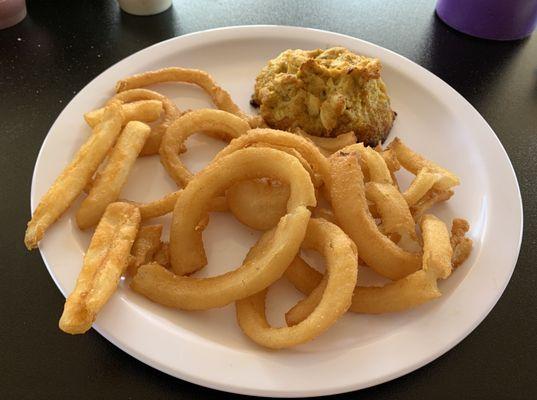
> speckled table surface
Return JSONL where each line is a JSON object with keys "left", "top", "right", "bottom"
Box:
{"left": 2, "top": 1, "right": 536, "bottom": 399}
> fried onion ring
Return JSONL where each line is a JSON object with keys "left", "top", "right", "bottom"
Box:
{"left": 365, "top": 182, "right": 416, "bottom": 240}
{"left": 214, "top": 129, "right": 330, "bottom": 231}
{"left": 215, "top": 129, "right": 330, "bottom": 186}
{"left": 159, "top": 109, "right": 250, "bottom": 187}
{"left": 127, "top": 225, "right": 163, "bottom": 276}
{"left": 339, "top": 143, "right": 393, "bottom": 184}
{"left": 388, "top": 137, "right": 460, "bottom": 191}
{"left": 131, "top": 203, "right": 310, "bottom": 310}
{"left": 115, "top": 67, "right": 249, "bottom": 120}
{"left": 169, "top": 147, "right": 316, "bottom": 275}
{"left": 236, "top": 218, "right": 358, "bottom": 349}
{"left": 329, "top": 152, "right": 421, "bottom": 280}
{"left": 285, "top": 214, "right": 453, "bottom": 319}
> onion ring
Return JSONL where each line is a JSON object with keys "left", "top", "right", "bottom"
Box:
{"left": 236, "top": 218, "right": 358, "bottom": 349}
{"left": 215, "top": 128, "right": 330, "bottom": 186}
{"left": 329, "top": 151, "right": 421, "bottom": 280}
{"left": 339, "top": 143, "right": 393, "bottom": 184}
{"left": 365, "top": 182, "right": 416, "bottom": 240}
{"left": 169, "top": 147, "right": 316, "bottom": 275}
{"left": 159, "top": 109, "right": 250, "bottom": 187}
{"left": 388, "top": 137, "right": 460, "bottom": 191}
{"left": 131, "top": 206, "right": 311, "bottom": 310}
{"left": 285, "top": 214, "right": 453, "bottom": 319}
{"left": 115, "top": 67, "right": 250, "bottom": 120}
{"left": 127, "top": 225, "right": 163, "bottom": 276}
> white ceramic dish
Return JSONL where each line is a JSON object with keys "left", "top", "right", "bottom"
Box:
{"left": 31, "top": 26, "right": 522, "bottom": 397}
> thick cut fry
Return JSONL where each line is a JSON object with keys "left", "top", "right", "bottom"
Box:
{"left": 127, "top": 225, "right": 162, "bottom": 276}
{"left": 25, "top": 102, "right": 124, "bottom": 249}
{"left": 131, "top": 206, "right": 311, "bottom": 310}
{"left": 403, "top": 168, "right": 442, "bottom": 206}
{"left": 236, "top": 218, "right": 358, "bottom": 349}
{"left": 169, "top": 147, "right": 316, "bottom": 275}
{"left": 285, "top": 214, "right": 454, "bottom": 318}
{"left": 159, "top": 109, "right": 250, "bottom": 187}
{"left": 84, "top": 100, "right": 163, "bottom": 128}
{"left": 59, "top": 203, "right": 140, "bottom": 334}
{"left": 295, "top": 128, "right": 357, "bottom": 155}
{"left": 365, "top": 182, "right": 416, "bottom": 240}
{"left": 227, "top": 179, "right": 289, "bottom": 231}
{"left": 329, "top": 152, "right": 421, "bottom": 280}
{"left": 109, "top": 88, "right": 181, "bottom": 156}
{"left": 388, "top": 137, "right": 460, "bottom": 191}
{"left": 116, "top": 67, "right": 249, "bottom": 119}
{"left": 76, "top": 121, "right": 150, "bottom": 229}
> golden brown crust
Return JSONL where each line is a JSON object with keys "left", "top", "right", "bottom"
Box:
{"left": 253, "top": 47, "right": 395, "bottom": 145}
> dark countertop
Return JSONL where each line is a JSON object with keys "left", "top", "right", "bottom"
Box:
{"left": 2, "top": 1, "right": 536, "bottom": 399}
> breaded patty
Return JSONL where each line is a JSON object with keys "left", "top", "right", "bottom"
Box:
{"left": 252, "top": 47, "right": 395, "bottom": 145}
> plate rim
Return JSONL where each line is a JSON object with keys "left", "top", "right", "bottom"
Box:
{"left": 30, "top": 25, "right": 523, "bottom": 397}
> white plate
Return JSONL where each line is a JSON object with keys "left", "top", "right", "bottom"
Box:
{"left": 31, "top": 26, "right": 522, "bottom": 397}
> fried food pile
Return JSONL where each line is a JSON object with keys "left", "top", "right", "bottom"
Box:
{"left": 25, "top": 63, "right": 472, "bottom": 350}
{"left": 252, "top": 47, "right": 395, "bottom": 145}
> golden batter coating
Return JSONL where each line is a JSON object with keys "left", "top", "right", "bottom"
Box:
{"left": 252, "top": 47, "right": 395, "bottom": 145}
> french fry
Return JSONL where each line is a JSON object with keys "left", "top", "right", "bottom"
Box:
{"left": 110, "top": 88, "right": 181, "bottom": 156}
{"left": 84, "top": 100, "right": 163, "bottom": 128}
{"left": 24, "top": 101, "right": 124, "bottom": 249}
{"left": 59, "top": 202, "right": 141, "bottom": 334}
{"left": 76, "top": 121, "right": 150, "bottom": 229}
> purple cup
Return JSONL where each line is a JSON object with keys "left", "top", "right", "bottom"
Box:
{"left": 436, "top": 0, "right": 537, "bottom": 40}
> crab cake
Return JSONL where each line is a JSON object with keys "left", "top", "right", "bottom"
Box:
{"left": 252, "top": 47, "right": 395, "bottom": 145}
